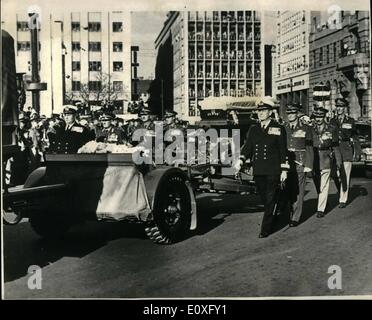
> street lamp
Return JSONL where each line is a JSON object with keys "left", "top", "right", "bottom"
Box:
{"left": 54, "top": 20, "right": 66, "bottom": 105}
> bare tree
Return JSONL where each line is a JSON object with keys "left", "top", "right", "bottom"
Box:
{"left": 65, "top": 72, "right": 129, "bottom": 111}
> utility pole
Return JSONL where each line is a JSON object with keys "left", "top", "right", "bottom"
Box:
{"left": 27, "top": 11, "right": 47, "bottom": 113}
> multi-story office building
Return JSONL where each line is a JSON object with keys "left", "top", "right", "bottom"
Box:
{"left": 3, "top": 9, "right": 132, "bottom": 115}
{"left": 273, "top": 11, "right": 311, "bottom": 115}
{"left": 309, "top": 11, "right": 370, "bottom": 120}
{"left": 154, "top": 11, "right": 264, "bottom": 123}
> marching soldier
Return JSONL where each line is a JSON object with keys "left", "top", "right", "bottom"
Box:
{"left": 238, "top": 96, "right": 289, "bottom": 238}
{"left": 50, "top": 105, "right": 91, "bottom": 154}
{"left": 96, "top": 112, "right": 125, "bottom": 144}
{"left": 329, "top": 98, "right": 362, "bottom": 208}
{"left": 283, "top": 104, "right": 314, "bottom": 227}
{"left": 312, "top": 107, "right": 342, "bottom": 217}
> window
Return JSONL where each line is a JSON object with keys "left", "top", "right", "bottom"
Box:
{"left": 326, "top": 45, "right": 330, "bottom": 64}
{"left": 113, "top": 22, "right": 123, "bottom": 32}
{"left": 113, "top": 42, "right": 123, "bottom": 52}
{"left": 72, "top": 61, "right": 81, "bottom": 71}
{"left": 72, "top": 42, "right": 81, "bottom": 51}
{"left": 89, "top": 81, "right": 102, "bottom": 91}
{"left": 113, "top": 81, "right": 123, "bottom": 91}
{"left": 71, "top": 22, "right": 80, "bottom": 32}
{"left": 113, "top": 61, "right": 123, "bottom": 72}
{"left": 88, "top": 22, "right": 101, "bottom": 32}
{"left": 88, "top": 42, "right": 101, "bottom": 51}
{"left": 89, "top": 61, "right": 102, "bottom": 71}
{"left": 17, "top": 21, "right": 29, "bottom": 31}
{"left": 17, "top": 41, "right": 30, "bottom": 51}
{"left": 333, "top": 42, "right": 337, "bottom": 62}
{"left": 319, "top": 47, "right": 323, "bottom": 66}
{"left": 72, "top": 81, "right": 81, "bottom": 91}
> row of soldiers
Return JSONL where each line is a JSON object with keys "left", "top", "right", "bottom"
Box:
{"left": 238, "top": 96, "right": 361, "bottom": 238}
{"left": 6, "top": 105, "right": 186, "bottom": 185}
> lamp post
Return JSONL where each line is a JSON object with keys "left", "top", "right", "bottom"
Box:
{"left": 54, "top": 20, "right": 66, "bottom": 105}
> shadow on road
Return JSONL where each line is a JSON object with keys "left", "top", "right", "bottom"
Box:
{"left": 194, "top": 192, "right": 263, "bottom": 236}
{"left": 3, "top": 221, "right": 147, "bottom": 283}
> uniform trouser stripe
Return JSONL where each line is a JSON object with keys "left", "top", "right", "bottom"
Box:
{"left": 339, "top": 162, "right": 352, "bottom": 204}
{"left": 317, "top": 169, "right": 331, "bottom": 212}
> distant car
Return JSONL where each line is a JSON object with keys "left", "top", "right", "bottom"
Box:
{"left": 355, "top": 121, "right": 372, "bottom": 178}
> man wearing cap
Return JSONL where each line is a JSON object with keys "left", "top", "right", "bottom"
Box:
{"left": 329, "top": 98, "right": 361, "bottom": 208}
{"left": 283, "top": 104, "right": 314, "bottom": 227}
{"left": 163, "top": 110, "right": 178, "bottom": 132}
{"left": 50, "top": 105, "right": 91, "bottom": 153}
{"left": 312, "top": 106, "right": 342, "bottom": 217}
{"left": 96, "top": 112, "right": 125, "bottom": 144}
{"left": 239, "top": 96, "right": 289, "bottom": 238}
{"left": 139, "top": 109, "right": 155, "bottom": 131}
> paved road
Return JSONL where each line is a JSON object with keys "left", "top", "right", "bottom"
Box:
{"left": 3, "top": 175, "right": 372, "bottom": 298}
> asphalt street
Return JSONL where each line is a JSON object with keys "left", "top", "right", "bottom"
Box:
{"left": 3, "top": 173, "right": 372, "bottom": 299}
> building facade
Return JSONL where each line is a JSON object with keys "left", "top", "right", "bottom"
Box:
{"left": 2, "top": 9, "right": 132, "bottom": 116}
{"left": 309, "top": 11, "right": 370, "bottom": 120}
{"left": 273, "top": 11, "right": 311, "bottom": 116}
{"left": 154, "top": 11, "right": 264, "bottom": 123}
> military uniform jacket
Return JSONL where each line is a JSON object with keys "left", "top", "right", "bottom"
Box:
{"left": 50, "top": 122, "right": 91, "bottom": 154}
{"left": 330, "top": 116, "right": 361, "bottom": 162}
{"left": 284, "top": 122, "right": 314, "bottom": 171}
{"left": 95, "top": 126, "right": 124, "bottom": 144}
{"left": 241, "top": 120, "right": 288, "bottom": 176}
{"left": 313, "top": 123, "right": 342, "bottom": 171}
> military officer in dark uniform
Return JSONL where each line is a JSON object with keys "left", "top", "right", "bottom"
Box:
{"left": 49, "top": 105, "right": 91, "bottom": 154}
{"left": 329, "top": 98, "right": 362, "bottom": 208}
{"left": 238, "top": 96, "right": 289, "bottom": 238}
{"left": 283, "top": 104, "right": 314, "bottom": 227}
{"left": 95, "top": 112, "right": 125, "bottom": 144}
{"left": 312, "top": 107, "right": 342, "bottom": 217}
{"left": 139, "top": 109, "right": 155, "bottom": 131}
{"left": 163, "top": 110, "right": 178, "bottom": 132}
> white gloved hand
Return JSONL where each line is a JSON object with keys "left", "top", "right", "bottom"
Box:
{"left": 304, "top": 167, "right": 312, "bottom": 173}
{"left": 234, "top": 159, "right": 244, "bottom": 173}
{"left": 280, "top": 171, "right": 287, "bottom": 183}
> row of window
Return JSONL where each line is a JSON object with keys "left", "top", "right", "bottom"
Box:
{"left": 17, "top": 21, "right": 124, "bottom": 32}
{"left": 17, "top": 41, "right": 41, "bottom": 51}
{"left": 188, "top": 11, "right": 261, "bottom": 22}
{"left": 71, "top": 21, "right": 123, "bottom": 32}
{"left": 72, "top": 41, "right": 123, "bottom": 52}
{"left": 71, "top": 80, "right": 123, "bottom": 91}
{"left": 72, "top": 61, "right": 123, "bottom": 72}
{"left": 189, "top": 48, "right": 260, "bottom": 60}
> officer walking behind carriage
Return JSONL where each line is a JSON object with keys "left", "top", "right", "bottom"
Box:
{"left": 283, "top": 104, "right": 314, "bottom": 227}
{"left": 329, "top": 98, "right": 362, "bottom": 208}
{"left": 49, "top": 105, "right": 91, "bottom": 153}
{"left": 312, "top": 107, "right": 342, "bottom": 217}
{"left": 238, "top": 96, "right": 289, "bottom": 238}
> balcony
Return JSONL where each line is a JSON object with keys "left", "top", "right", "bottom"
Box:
{"left": 337, "top": 52, "right": 369, "bottom": 72}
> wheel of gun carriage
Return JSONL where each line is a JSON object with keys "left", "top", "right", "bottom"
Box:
{"left": 29, "top": 212, "right": 73, "bottom": 240}
{"left": 145, "top": 174, "right": 192, "bottom": 244}
{"left": 2, "top": 207, "right": 23, "bottom": 225}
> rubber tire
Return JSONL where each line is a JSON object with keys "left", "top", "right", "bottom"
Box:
{"left": 365, "top": 168, "right": 372, "bottom": 179}
{"left": 3, "top": 208, "right": 22, "bottom": 225}
{"left": 29, "top": 213, "right": 72, "bottom": 239}
{"left": 145, "top": 175, "right": 191, "bottom": 244}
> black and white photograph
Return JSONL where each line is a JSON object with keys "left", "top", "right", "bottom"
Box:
{"left": 1, "top": 0, "right": 372, "bottom": 303}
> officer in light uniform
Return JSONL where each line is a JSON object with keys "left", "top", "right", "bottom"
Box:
{"left": 49, "top": 105, "right": 91, "bottom": 153}
{"left": 283, "top": 104, "right": 314, "bottom": 227}
{"left": 238, "top": 96, "right": 289, "bottom": 238}
{"left": 312, "top": 107, "right": 342, "bottom": 217}
{"left": 96, "top": 112, "right": 125, "bottom": 144}
{"left": 329, "top": 98, "right": 361, "bottom": 208}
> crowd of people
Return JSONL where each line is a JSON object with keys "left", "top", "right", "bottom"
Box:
{"left": 5, "top": 102, "right": 188, "bottom": 186}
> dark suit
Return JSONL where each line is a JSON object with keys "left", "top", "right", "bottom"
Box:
{"left": 240, "top": 120, "right": 289, "bottom": 234}
{"left": 95, "top": 126, "right": 125, "bottom": 144}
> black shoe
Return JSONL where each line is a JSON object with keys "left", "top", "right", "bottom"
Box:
{"left": 259, "top": 232, "right": 269, "bottom": 238}
{"left": 339, "top": 202, "right": 346, "bottom": 208}
{"left": 316, "top": 211, "right": 325, "bottom": 218}
{"left": 289, "top": 220, "right": 299, "bottom": 227}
